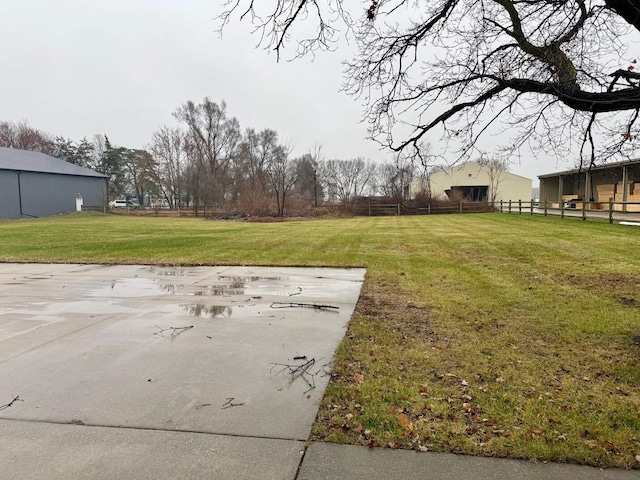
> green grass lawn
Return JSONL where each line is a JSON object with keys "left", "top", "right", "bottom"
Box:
{"left": 1, "top": 212, "right": 639, "bottom": 468}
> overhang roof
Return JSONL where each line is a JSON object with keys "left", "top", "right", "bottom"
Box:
{"left": 0, "top": 147, "right": 107, "bottom": 178}
{"left": 538, "top": 158, "right": 640, "bottom": 179}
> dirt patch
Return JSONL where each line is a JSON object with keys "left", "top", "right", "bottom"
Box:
{"left": 564, "top": 274, "right": 640, "bottom": 289}
{"left": 618, "top": 296, "right": 639, "bottom": 307}
{"left": 355, "top": 291, "right": 436, "bottom": 341}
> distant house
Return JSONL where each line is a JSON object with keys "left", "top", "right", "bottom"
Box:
{"left": 0, "top": 147, "right": 108, "bottom": 219}
{"left": 411, "top": 161, "right": 532, "bottom": 203}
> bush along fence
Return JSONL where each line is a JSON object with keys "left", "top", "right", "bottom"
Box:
{"left": 497, "top": 199, "right": 640, "bottom": 224}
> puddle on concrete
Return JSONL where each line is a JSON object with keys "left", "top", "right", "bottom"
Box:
{"left": 89, "top": 278, "right": 185, "bottom": 298}
{"left": 89, "top": 277, "right": 288, "bottom": 299}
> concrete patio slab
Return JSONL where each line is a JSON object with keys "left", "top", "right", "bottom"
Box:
{"left": 0, "top": 263, "right": 365, "bottom": 479}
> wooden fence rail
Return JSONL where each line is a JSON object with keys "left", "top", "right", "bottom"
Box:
{"left": 497, "top": 199, "right": 640, "bottom": 224}
{"left": 353, "top": 202, "right": 493, "bottom": 216}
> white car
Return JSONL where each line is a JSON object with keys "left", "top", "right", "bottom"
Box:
{"left": 109, "top": 199, "right": 137, "bottom": 207}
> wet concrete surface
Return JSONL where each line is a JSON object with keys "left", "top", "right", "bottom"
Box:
{"left": 0, "top": 263, "right": 365, "bottom": 479}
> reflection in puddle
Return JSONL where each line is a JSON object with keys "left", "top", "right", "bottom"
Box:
{"left": 218, "top": 276, "right": 285, "bottom": 283}
{"left": 190, "top": 280, "right": 245, "bottom": 297}
{"left": 181, "top": 304, "right": 232, "bottom": 318}
{"left": 89, "top": 275, "right": 303, "bottom": 299}
{"left": 160, "top": 284, "right": 183, "bottom": 294}
{"left": 151, "top": 269, "right": 188, "bottom": 277}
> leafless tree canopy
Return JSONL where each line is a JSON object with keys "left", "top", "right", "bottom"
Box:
{"left": 220, "top": 0, "right": 640, "bottom": 165}
{"left": 0, "top": 121, "right": 56, "bottom": 155}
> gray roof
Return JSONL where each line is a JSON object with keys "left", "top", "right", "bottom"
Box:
{"left": 538, "top": 158, "right": 640, "bottom": 179}
{"left": 0, "top": 147, "right": 107, "bottom": 178}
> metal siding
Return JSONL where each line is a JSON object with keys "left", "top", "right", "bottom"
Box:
{"left": 0, "top": 170, "right": 21, "bottom": 219}
{"left": 18, "top": 172, "right": 107, "bottom": 218}
{"left": 429, "top": 163, "right": 532, "bottom": 202}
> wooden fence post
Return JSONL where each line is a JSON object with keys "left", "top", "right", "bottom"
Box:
{"left": 530, "top": 199, "right": 534, "bottom": 215}
{"left": 561, "top": 200, "right": 565, "bottom": 219}
{"left": 582, "top": 200, "right": 586, "bottom": 221}
{"left": 518, "top": 199, "right": 522, "bottom": 214}
{"left": 508, "top": 200, "right": 512, "bottom": 213}
{"left": 459, "top": 200, "right": 463, "bottom": 214}
{"left": 609, "top": 198, "right": 613, "bottom": 224}
{"left": 544, "top": 199, "right": 548, "bottom": 216}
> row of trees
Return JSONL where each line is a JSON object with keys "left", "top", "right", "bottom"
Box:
{"left": 0, "top": 100, "right": 425, "bottom": 216}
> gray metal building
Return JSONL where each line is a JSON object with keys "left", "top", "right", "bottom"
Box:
{"left": 0, "top": 147, "right": 108, "bottom": 219}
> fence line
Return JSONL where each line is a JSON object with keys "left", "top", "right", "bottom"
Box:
{"left": 497, "top": 199, "right": 640, "bottom": 224}
{"left": 353, "top": 201, "right": 493, "bottom": 216}
{"left": 102, "top": 207, "right": 203, "bottom": 217}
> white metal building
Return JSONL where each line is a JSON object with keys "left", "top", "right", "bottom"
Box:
{"left": 411, "top": 161, "right": 532, "bottom": 203}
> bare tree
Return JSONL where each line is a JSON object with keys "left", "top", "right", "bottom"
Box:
{"left": 267, "top": 144, "right": 298, "bottom": 216}
{"left": 149, "top": 126, "right": 187, "bottom": 208}
{"left": 234, "top": 128, "right": 279, "bottom": 213}
{"left": 376, "top": 152, "right": 415, "bottom": 203}
{"left": 0, "top": 120, "right": 56, "bottom": 155}
{"left": 120, "top": 149, "right": 157, "bottom": 205}
{"left": 477, "top": 155, "right": 510, "bottom": 205}
{"left": 321, "top": 158, "right": 377, "bottom": 204}
{"left": 221, "top": 1, "right": 640, "bottom": 166}
{"left": 174, "top": 98, "right": 241, "bottom": 209}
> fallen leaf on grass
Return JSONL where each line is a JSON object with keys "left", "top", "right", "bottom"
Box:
{"left": 353, "top": 373, "right": 365, "bottom": 384}
{"left": 604, "top": 441, "right": 621, "bottom": 454}
{"left": 583, "top": 428, "right": 600, "bottom": 439}
{"left": 398, "top": 414, "right": 414, "bottom": 431}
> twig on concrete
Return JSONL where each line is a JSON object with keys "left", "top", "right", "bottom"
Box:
{"left": 153, "top": 325, "right": 194, "bottom": 337}
{"left": 271, "top": 358, "right": 318, "bottom": 394}
{"left": 221, "top": 397, "right": 245, "bottom": 410}
{"left": 289, "top": 287, "right": 303, "bottom": 296}
{"left": 314, "top": 359, "right": 334, "bottom": 377}
{"left": 0, "top": 395, "right": 22, "bottom": 411}
{"left": 270, "top": 302, "right": 339, "bottom": 312}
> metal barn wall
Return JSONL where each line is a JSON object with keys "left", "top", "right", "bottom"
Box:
{"left": 0, "top": 170, "right": 21, "bottom": 219}
{"left": 538, "top": 164, "right": 640, "bottom": 203}
{"left": 1, "top": 171, "right": 107, "bottom": 219}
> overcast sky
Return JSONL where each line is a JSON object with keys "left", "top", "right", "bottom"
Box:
{"left": 0, "top": 0, "right": 584, "bottom": 184}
